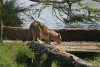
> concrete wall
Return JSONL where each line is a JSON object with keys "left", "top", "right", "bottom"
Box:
{"left": 3, "top": 26, "right": 100, "bottom": 41}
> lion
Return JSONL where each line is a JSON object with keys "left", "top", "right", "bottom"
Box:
{"left": 25, "top": 21, "right": 62, "bottom": 45}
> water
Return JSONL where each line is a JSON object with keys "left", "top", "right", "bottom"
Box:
{"left": 18, "top": 0, "right": 100, "bottom": 28}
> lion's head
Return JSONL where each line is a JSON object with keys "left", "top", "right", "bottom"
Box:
{"left": 55, "top": 33, "right": 62, "bottom": 44}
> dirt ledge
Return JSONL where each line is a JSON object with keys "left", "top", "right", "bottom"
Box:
{"left": 2, "top": 26, "right": 100, "bottom": 41}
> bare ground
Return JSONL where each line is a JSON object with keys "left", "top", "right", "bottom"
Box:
{"left": 3, "top": 40, "right": 100, "bottom": 52}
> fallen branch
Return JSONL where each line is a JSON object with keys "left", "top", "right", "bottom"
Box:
{"left": 27, "top": 41, "right": 93, "bottom": 67}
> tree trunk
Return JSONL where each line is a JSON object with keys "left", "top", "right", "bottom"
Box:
{"left": 0, "top": 0, "right": 3, "bottom": 40}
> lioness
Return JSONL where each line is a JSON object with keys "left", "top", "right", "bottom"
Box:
{"left": 25, "top": 21, "right": 62, "bottom": 45}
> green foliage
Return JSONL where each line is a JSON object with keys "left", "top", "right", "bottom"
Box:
{"left": 84, "top": 53, "right": 100, "bottom": 67}
{"left": 0, "top": 41, "right": 59, "bottom": 67}
{"left": 1, "top": 41, "right": 100, "bottom": 67}
{"left": 0, "top": 41, "right": 34, "bottom": 67}
{"left": 53, "top": 1, "right": 100, "bottom": 25}
{"left": 0, "top": 42, "right": 17, "bottom": 67}
{"left": 76, "top": 2, "right": 100, "bottom": 22}
{"left": 52, "top": 60, "right": 59, "bottom": 67}
{"left": 2, "top": 0, "right": 26, "bottom": 27}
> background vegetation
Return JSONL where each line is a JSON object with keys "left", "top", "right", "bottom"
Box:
{"left": 25, "top": 0, "right": 100, "bottom": 28}
{"left": 0, "top": 41, "right": 100, "bottom": 67}
{"left": 0, "top": 41, "right": 60, "bottom": 67}
{"left": 2, "top": 0, "right": 26, "bottom": 27}
{"left": 1, "top": 0, "right": 100, "bottom": 27}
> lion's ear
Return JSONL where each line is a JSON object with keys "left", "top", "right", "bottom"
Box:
{"left": 56, "top": 33, "right": 60, "bottom": 36}
{"left": 58, "top": 33, "right": 60, "bottom": 36}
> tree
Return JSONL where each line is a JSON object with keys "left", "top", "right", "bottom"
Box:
{"left": 0, "top": 0, "right": 28, "bottom": 40}
{"left": 2, "top": 0, "right": 27, "bottom": 27}
{"left": 24, "top": 0, "right": 100, "bottom": 28}
{"left": 0, "top": 0, "right": 3, "bottom": 40}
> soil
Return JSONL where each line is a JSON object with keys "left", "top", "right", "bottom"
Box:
{"left": 3, "top": 40, "right": 100, "bottom": 52}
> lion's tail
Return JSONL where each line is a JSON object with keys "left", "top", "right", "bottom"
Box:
{"left": 23, "top": 27, "right": 31, "bottom": 43}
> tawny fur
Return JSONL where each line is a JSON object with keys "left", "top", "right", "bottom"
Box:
{"left": 26, "top": 21, "right": 62, "bottom": 45}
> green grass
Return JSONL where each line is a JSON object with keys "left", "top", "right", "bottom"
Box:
{"left": 84, "top": 54, "right": 100, "bottom": 67}
{"left": 0, "top": 40, "right": 34, "bottom": 67}
{"left": 0, "top": 40, "right": 100, "bottom": 67}
{"left": 0, "top": 40, "right": 59, "bottom": 67}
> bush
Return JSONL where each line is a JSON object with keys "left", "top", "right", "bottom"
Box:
{"left": 2, "top": 0, "right": 26, "bottom": 27}
{"left": 0, "top": 41, "right": 59, "bottom": 67}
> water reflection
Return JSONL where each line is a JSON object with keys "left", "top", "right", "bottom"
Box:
{"left": 64, "top": 21, "right": 100, "bottom": 29}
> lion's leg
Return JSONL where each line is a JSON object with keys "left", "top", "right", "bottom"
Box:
{"left": 48, "top": 39, "right": 51, "bottom": 45}
{"left": 44, "top": 38, "right": 49, "bottom": 44}
{"left": 44, "top": 34, "right": 49, "bottom": 44}
{"left": 36, "top": 26, "right": 42, "bottom": 40}
{"left": 31, "top": 29, "right": 36, "bottom": 41}
{"left": 45, "top": 32, "right": 51, "bottom": 44}
{"left": 48, "top": 32, "right": 51, "bottom": 44}
{"left": 37, "top": 33, "right": 41, "bottom": 40}
{"left": 48, "top": 32, "right": 55, "bottom": 45}
{"left": 45, "top": 40, "right": 49, "bottom": 44}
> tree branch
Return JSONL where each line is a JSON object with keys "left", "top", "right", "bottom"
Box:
{"left": 53, "top": 7, "right": 64, "bottom": 23}
{"left": 36, "top": 4, "right": 47, "bottom": 20}
{"left": 52, "top": 3, "right": 60, "bottom": 26}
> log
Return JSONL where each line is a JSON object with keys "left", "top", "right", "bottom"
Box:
{"left": 27, "top": 41, "right": 93, "bottom": 67}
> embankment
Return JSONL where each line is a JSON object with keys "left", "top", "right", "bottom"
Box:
{"left": 3, "top": 26, "right": 100, "bottom": 41}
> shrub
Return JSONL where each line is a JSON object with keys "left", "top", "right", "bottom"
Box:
{"left": 2, "top": 0, "right": 26, "bottom": 27}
